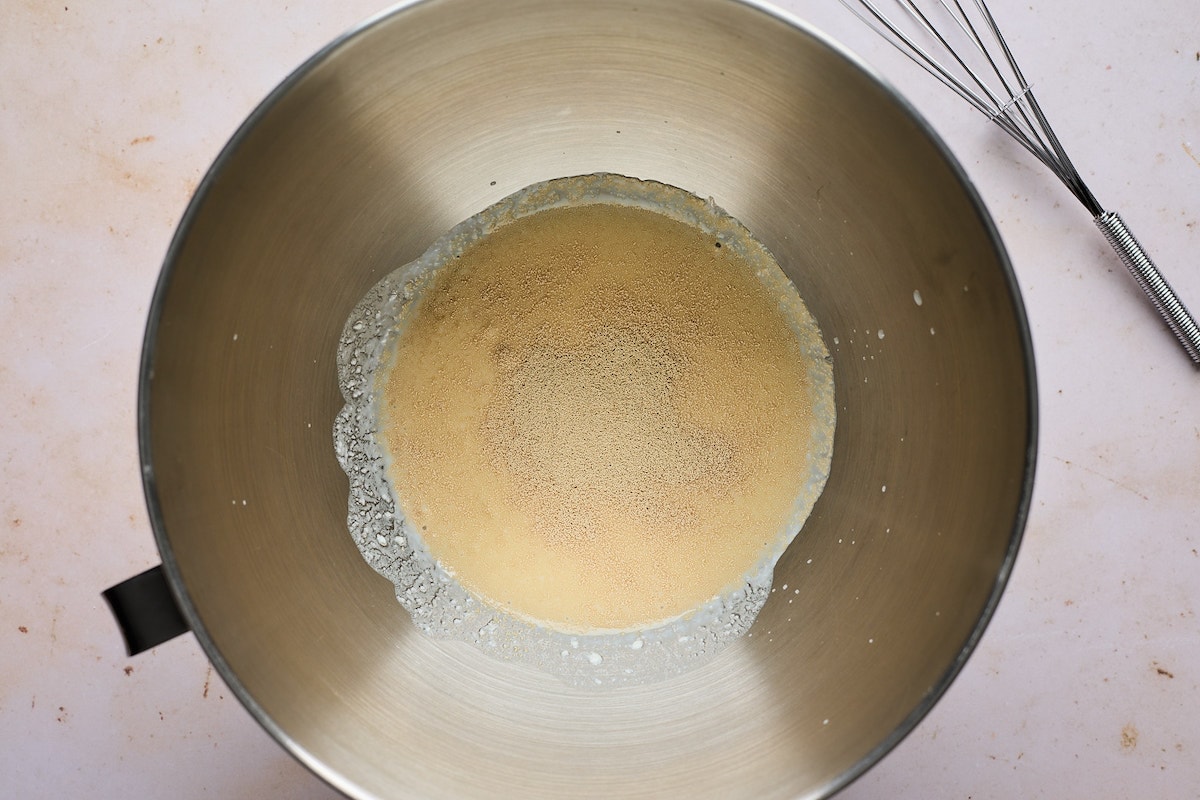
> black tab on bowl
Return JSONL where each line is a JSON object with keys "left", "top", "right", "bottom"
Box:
{"left": 103, "top": 564, "right": 190, "bottom": 656}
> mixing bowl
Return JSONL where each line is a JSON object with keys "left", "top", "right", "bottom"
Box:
{"left": 121, "top": 0, "right": 1036, "bottom": 796}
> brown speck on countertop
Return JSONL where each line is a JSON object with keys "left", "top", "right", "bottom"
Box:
{"left": 1052, "top": 456, "right": 1150, "bottom": 501}
{"left": 123, "top": 666, "right": 134, "bottom": 676}
{"left": 1121, "top": 724, "right": 1139, "bottom": 750}
{"left": 1154, "top": 663, "right": 1175, "bottom": 679}
{"left": 18, "top": 625, "right": 28, "bottom": 633}
{"left": 1183, "top": 142, "right": 1200, "bottom": 169}
{"left": 10, "top": 518, "right": 20, "bottom": 527}
{"left": 129, "top": 135, "right": 155, "bottom": 146}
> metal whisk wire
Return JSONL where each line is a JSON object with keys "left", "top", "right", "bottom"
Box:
{"left": 842, "top": 0, "right": 1200, "bottom": 364}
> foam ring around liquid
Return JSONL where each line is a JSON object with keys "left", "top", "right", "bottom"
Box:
{"left": 334, "top": 173, "right": 835, "bottom": 686}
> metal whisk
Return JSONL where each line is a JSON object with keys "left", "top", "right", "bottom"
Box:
{"left": 842, "top": 0, "right": 1200, "bottom": 364}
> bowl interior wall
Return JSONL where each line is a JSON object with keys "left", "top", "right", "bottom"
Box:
{"left": 144, "top": 1, "right": 1033, "bottom": 797}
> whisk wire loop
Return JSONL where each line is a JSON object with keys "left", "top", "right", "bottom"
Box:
{"left": 841, "top": 0, "right": 1101, "bottom": 212}
{"left": 843, "top": 0, "right": 1199, "bottom": 364}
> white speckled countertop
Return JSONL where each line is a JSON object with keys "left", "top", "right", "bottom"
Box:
{"left": 2, "top": 1, "right": 1197, "bottom": 797}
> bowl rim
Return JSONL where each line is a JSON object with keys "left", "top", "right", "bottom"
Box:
{"left": 136, "top": 0, "right": 1038, "bottom": 797}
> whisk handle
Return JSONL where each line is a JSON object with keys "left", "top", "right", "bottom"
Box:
{"left": 1095, "top": 211, "right": 1200, "bottom": 365}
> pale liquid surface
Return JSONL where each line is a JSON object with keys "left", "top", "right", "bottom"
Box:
{"left": 379, "top": 203, "right": 820, "bottom": 631}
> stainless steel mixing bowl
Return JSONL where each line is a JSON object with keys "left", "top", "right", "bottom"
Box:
{"left": 137, "top": 0, "right": 1036, "bottom": 796}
